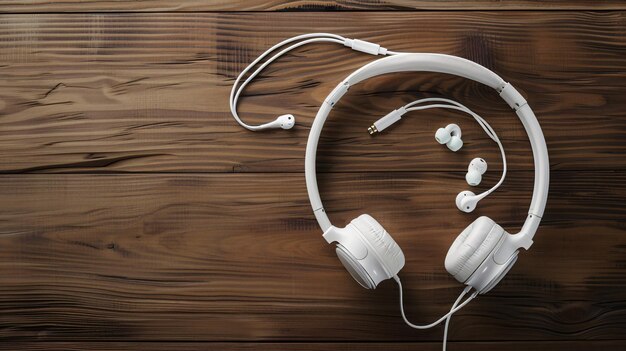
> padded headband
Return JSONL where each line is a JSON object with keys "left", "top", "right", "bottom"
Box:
{"left": 305, "top": 53, "right": 549, "bottom": 256}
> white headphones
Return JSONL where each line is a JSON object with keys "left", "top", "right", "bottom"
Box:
{"left": 230, "top": 34, "right": 549, "bottom": 350}
{"left": 303, "top": 53, "right": 549, "bottom": 349}
{"left": 305, "top": 52, "right": 548, "bottom": 292}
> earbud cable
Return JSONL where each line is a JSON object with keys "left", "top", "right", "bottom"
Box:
{"left": 230, "top": 34, "right": 345, "bottom": 130}
{"left": 404, "top": 98, "right": 507, "bottom": 200}
{"left": 230, "top": 33, "right": 403, "bottom": 131}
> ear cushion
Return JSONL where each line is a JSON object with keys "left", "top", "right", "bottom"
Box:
{"left": 350, "top": 214, "right": 405, "bottom": 277}
{"left": 445, "top": 216, "right": 504, "bottom": 283}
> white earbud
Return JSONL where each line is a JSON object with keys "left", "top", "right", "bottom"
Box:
{"left": 456, "top": 190, "right": 480, "bottom": 213}
{"left": 466, "top": 158, "right": 488, "bottom": 186}
{"left": 435, "top": 124, "right": 463, "bottom": 152}
{"left": 259, "top": 114, "right": 296, "bottom": 130}
{"left": 277, "top": 114, "right": 296, "bottom": 129}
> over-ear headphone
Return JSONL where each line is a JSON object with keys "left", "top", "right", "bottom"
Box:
{"left": 306, "top": 53, "right": 549, "bottom": 294}
{"left": 230, "top": 34, "right": 549, "bottom": 350}
{"left": 322, "top": 214, "right": 406, "bottom": 289}
{"left": 304, "top": 52, "right": 549, "bottom": 350}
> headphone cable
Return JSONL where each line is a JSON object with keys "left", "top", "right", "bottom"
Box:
{"left": 442, "top": 284, "right": 470, "bottom": 351}
{"left": 393, "top": 275, "right": 477, "bottom": 350}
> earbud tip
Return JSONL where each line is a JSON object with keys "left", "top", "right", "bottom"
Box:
{"left": 456, "top": 191, "right": 477, "bottom": 213}
{"left": 447, "top": 136, "right": 463, "bottom": 152}
{"left": 466, "top": 172, "right": 482, "bottom": 186}
{"left": 470, "top": 158, "right": 488, "bottom": 173}
{"left": 435, "top": 128, "right": 450, "bottom": 144}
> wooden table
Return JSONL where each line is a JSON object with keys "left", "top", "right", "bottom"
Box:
{"left": 1, "top": 2, "right": 625, "bottom": 350}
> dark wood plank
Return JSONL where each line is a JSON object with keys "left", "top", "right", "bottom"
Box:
{"left": 1, "top": 172, "right": 624, "bottom": 341}
{"left": 3, "top": 341, "right": 626, "bottom": 351}
{"left": 0, "top": 12, "right": 625, "bottom": 173}
{"left": 1, "top": 1, "right": 625, "bottom": 12}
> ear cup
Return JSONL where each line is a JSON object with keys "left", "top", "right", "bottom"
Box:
{"left": 335, "top": 244, "right": 375, "bottom": 289}
{"left": 445, "top": 216, "right": 505, "bottom": 283}
{"left": 350, "top": 214, "right": 405, "bottom": 277}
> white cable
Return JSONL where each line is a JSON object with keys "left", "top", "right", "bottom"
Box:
{"left": 393, "top": 275, "right": 477, "bottom": 330}
{"left": 405, "top": 98, "right": 499, "bottom": 142}
{"left": 230, "top": 35, "right": 345, "bottom": 131}
{"left": 442, "top": 285, "right": 468, "bottom": 351}
{"left": 230, "top": 33, "right": 399, "bottom": 131}
{"left": 403, "top": 99, "right": 507, "bottom": 200}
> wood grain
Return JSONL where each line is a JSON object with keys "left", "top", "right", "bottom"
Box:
{"left": 1, "top": 12, "right": 625, "bottom": 173}
{"left": 3, "top": 341, "right": 626, "bottom": 351}
{"left": 1, "top": 172, "right": 625, "bottom": 341}
{"left": 1, "top": 3, "right": 625, "bottom": 350}
{"left": 1, "top": 1, "right": 625, "bottom": 13}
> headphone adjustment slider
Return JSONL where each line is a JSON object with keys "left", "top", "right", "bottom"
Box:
{"left": 325, "top": 82, "right": 350, "bottom": 107}
{"left": 499, "top": 83, "right": 528, "bottom": 111}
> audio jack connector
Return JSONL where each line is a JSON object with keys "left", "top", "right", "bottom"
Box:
{"left": 368, "top": 107, "right": 407, "bottom": 135}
